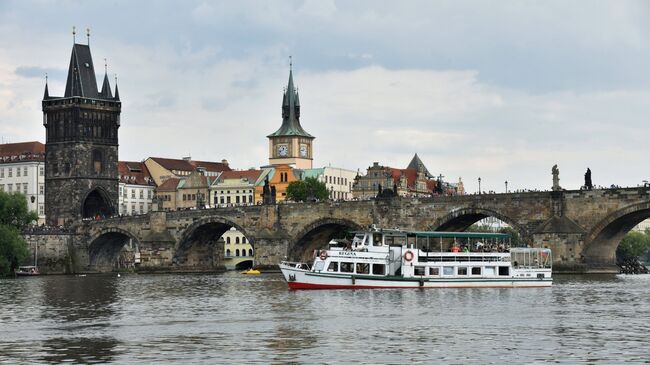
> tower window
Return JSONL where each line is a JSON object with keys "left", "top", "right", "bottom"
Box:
{"left": 93, "top": 149, "right": 103, "bottom": 174}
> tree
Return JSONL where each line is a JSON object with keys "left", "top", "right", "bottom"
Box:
{"left": 617, "top": 231, "right": 650, "bottom": 261}
{"left": 0, "top": 191, "right": 37, "bottom": 276}
{"left": 286, "top": 177, "right": 329, "bottom": 202}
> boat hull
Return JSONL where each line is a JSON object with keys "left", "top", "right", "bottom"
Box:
{"left": 280, "top": 263, "right": 552, "bottom": 289}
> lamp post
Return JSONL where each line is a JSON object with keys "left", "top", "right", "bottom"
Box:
{"left": 505, "top": 180, "right": 508, "bottom": 193}
{"left": 478, "top": 177, "right": 481, "bottom": 195}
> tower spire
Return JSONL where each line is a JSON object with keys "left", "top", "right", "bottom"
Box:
{"left": 72, "top": 26, "right": 76, "bottom": 44}
{"left": 43, "top": 73, "right": 49, "bottom": 99}
{"left": 114, "top": 73, "right": 120, "bottom": 101}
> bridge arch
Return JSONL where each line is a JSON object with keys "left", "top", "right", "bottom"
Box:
{"left": 430, "top": 207, "right": 527, "bottom": 239}
{"left": 88, "top": 227, "right": 140, "bottom": 272}
{"left": 583, "top": 202, "right": 650, "bottom": 267}
{"left": 289, "top": 218, "right": 362, "bottom": 262}
{"left": 175, "top": 216, "right": 253, "bottom": 270}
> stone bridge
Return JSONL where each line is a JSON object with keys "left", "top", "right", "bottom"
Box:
{"left": 31, "top": 187, "right": 650, "bottom": 273}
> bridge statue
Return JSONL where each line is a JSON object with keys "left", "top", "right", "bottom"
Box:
{"left": 585, "top": 168, "right": 593, "bottom": 190}
{"left": 552, "top": 164, "right": 561, "bottom": 191}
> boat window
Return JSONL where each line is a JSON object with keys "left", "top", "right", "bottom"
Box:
{"left": 356, "top": 263, "right": 369, "bottom": 274}
{"left": 372, "top": 264, "right": 385, "bottom": 275}
{"left": 443, "top": 267, "right": 454, "bottom": 276}
{"left": 414, "top": 266, "right": 426, "bottom": 276}
{"left": 429, "top": 267, "right": 439, "bottom": 276}
{"left": 457, "top": 267, "right": 468, "bottom": 276}
{"left": 471, "top": 267, "right": 481, "bottom": 275}
{"left": 314, "top": 261, "right": 325, "bottom": 272}
{"left": 498, "top": 266, "right": 509, "bottom": 276}
{"left": 484, "top": 266, "right": 495, "bottom": 276}
{"left": 340, "top": 262, "right": 354, "bottom": 273}
{"left": 327, "top": 261, "right": 339, "bottom": 272}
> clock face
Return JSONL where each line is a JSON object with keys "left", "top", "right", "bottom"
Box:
{"left": 277, "top": 144, "right": 288, "bottom": 157}
{"left": 300, "top": 144, "right": 308, "bottom": 157}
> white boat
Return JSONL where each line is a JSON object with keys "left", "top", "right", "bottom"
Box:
{"left": 280, "top": 227, "right": 552, "bottom": 289}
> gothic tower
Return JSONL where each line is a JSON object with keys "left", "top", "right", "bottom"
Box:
{"left": 267, "top": 65, "right": 314, "bottom": 169}
{"left": 42, "top": 39, "right": 121, "bottom": 225}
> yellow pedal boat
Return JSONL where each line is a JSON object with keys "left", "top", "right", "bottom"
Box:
{"left": 241, "top": 269, "right": 261, "bottom": 275}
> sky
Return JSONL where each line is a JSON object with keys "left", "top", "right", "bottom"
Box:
{"left": 1, "top": 0, "right": 649, "bottom": 193}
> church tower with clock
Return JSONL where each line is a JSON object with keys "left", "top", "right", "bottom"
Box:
{"left": 267, "top": 65, "right": 314, "bottom": 169}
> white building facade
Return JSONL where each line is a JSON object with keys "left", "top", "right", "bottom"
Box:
{"left": 0, "top": 142, "right": 46, "bottom": 223}
{"left": 300, "top": 166, "right": 357, "bottom": 201}
{"left": 118, "top": 162, "right": 156, "bottom": 216}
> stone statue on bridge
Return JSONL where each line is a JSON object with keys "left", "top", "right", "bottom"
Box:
{"left": 585, "top": 168, "right": 593, "bottom": 190}
{"left": 552, "top": 164, "right": 561, "bottom": 191}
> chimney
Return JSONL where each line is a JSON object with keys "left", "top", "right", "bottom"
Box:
{"left": 182, "top": 156, "right": 191, "bottom": 161}
{"left": 221, "top": 159, "right": 229, "bottom": 166}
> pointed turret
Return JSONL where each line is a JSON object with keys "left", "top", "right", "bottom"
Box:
{"left": 43, "top": 80, "right": 50, "bottom": 100}
{"left": 99, "top": 73, "right": 113, "bottom": 99}
{"left": 64, "top": 44, "right": 100, "bottom": 98}
{"left": 268, "top": 67, "right": 313, "bottom": 138}
{"left": 114, "top": 82, "right": 120, "bottom": 101}
{"left": 407, "top": 153, "right": 433, "bottom": 178}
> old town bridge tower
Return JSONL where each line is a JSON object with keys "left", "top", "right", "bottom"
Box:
{"left": 42, "top": 38, "right": 120, "bottom": 225}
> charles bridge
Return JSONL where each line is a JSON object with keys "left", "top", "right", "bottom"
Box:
{"left": 25, "top": 187, "right": 650, "bottom": 274}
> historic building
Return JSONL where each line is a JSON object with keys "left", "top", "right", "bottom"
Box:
{"left": 222, "top": 227, "right": 255, "bottom": 270}
{"left": 0, "top": 142, "right": 46, "bottom": 223}
{"left": 42, "top": 39, "right": 121, "bottom": 225}
{"left": 255, "top": 164, "right": 298, "bottom": 203}
{"left": 144, "top": 156, "right": 230, "bottom": 186}
{"left": 118, "top": 161, "right": 155, "bottom": 216}
{"left": 352, "top": 154, "right": 437, "bottom": 199}
{"left": 297, "top": 166, "right": 357, "bottom": 201}
{"left": 154, "top": 170, "right": 214, "bottom": 211}
{"left": 210, "top": 169, "right": 263, "bottom": 206}
{"left": 267, "top": 66, "right": 314, "bottom": 169}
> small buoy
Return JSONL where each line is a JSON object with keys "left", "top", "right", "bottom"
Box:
{"left": 117, "top": 273, "right": 121, "bottom": 278}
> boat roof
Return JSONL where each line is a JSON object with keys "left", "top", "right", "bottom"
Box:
{"left": 354, "top": 228, "right": 511, "bottom": 239}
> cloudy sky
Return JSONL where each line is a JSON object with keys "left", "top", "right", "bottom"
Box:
{"left": 1, "top": 0, "right": 649, "bottom": 192}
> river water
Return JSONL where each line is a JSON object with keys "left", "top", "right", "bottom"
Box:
{"left": 0, "top": 273, "right": 648, "bottom": 364}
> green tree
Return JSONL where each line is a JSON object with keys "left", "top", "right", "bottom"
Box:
{"left": 286, "top": 177, "right": 329, "bottom": 202}
{"left": 617, "top": 231, "right": 650, "bottom": 261}
{"left": 0, "top": 191, "right": 37, "bottom": 276}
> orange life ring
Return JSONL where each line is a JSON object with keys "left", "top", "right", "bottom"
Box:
{"left": 404, "top": 251, "right": 414, "bottom": 262}
{"left": 319, "top": 250, "right": 328, "bottom": 260}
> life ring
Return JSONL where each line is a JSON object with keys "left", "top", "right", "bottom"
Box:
{"left": 404, "top": 251, "right": 414, "bottom": 262}
{"left": 319, "top": 250, "right": 328, "bottom": 260}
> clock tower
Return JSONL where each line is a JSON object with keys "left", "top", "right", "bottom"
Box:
{"left": 267, "top": 65, "right": 314, "bottom": 169}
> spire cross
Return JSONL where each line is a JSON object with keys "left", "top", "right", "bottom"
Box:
{"left": 289, "top": 55, "right": 292, "bottom": 70}
{"left": 114, "top": 73, "right": 118, "bottom": 84}
{"left": 86, "top": 27, "right": 90, "bottom": 45}
{"left": 72, "top": 26, "right": 76, "bottom": 43}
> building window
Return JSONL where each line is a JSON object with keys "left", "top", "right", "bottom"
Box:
{"left": 242, "top": 249, "right": 246, "bottom": 257}
{"left": 39, "top": 167, "right": 44, "bottom": 176}
{"left": 235, "top": 249, "right": 240, "bottom": 257}
{"left": 148, "top": 190, "right": 152, "bottom": 199}
{"left": 139, "top": 190, "right": 144, "bottom": 199}
{"left": 242, "top": 237, "right": 246, "bottom": 244}
{"left": 38, "top": 204, "right": 44, "bottom": 215}
{"left": 131, "top": 189, "right": 136, "bottom": 198}
{"left": 7, "top": 168, "right": 12, "bottom": 177}
{"left": 249, "top": 195, "right": 253, "bottom": 203}
{"left": 92, "top": 149, "right": 103, "bottom": 174}
{"left": 220, "top": 197, "right": 224, "bottom": 204}
{"left": 248, "top": 249, "right": 253, "bottom": 256}
{"left": 23, "top": 167, "right": 28, "bottom": 176}
{"left": 236, "top": 196, "right": 240, "bottom": 204}
{"left": 226, "top": 249, "right": 231, "bottom": 257}
{"left": 0, "top": 168, "right": 3, "bottom": 178}
{"left": 7, "top": 184, "right": 12, "bottom": 192}
{"left": 131, "top": 204, "right": 136, "bottom": 213}
{"left": 235, "top": 237, "right": 240, "bottom": 244}
{"left": 226, "top": 237, "right": 231, "bottom": 244}
{"left": 16, "top": 168, "right": 20, "bottom": 177}
{"left": 139, "top": 203, "right": 144, "bottom": 214}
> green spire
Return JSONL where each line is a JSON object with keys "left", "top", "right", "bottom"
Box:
{"left": 268, "top": 63, "right": 313, "bottom": 139}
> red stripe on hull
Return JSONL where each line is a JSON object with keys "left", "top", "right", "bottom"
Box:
{"left": 286, "top": 281, "right": 551, "bottom": 290}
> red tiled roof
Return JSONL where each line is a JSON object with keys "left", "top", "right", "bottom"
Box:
{"left": 384, "top": 167, "right": 418, "bottom": 189}
{"left": 118, "top": 161, "right": 155, "bottom": 186}
{"left": 150, "top": 157, "right": 195, "bottom": 172}
{"left": 157, "top": 177, "right": 181, "bottom": 191}
{"left": 219, "top": 169, "right": 262, "bottom": 182}
{"left": 0, "top": 141, "right": 45, "bottom": 162}
{"left": 189, "top": 160, "right": 231, "bottom": 172}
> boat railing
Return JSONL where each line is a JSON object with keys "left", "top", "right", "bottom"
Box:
{"left": 280, "top": 261, "right": 311, "bottom": 271}
{"left": 417, "top": 253, "right": 510, "bottom": 263}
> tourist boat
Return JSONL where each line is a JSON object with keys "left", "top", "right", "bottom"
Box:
{"left": 279, "top": 227, "right": 552, "bottom": 289}
{"left": 14, "top": 266, "right": 40, "bottom": 276}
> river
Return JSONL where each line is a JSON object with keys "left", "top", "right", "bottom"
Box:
{"left": 0, "top": 273, "right": 648, "bottom": 364}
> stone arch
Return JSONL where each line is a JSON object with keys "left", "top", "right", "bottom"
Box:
{"left": 430, "top": 207, "right": 527, "bottom": 239}
{"left": 88, "top": 227, "right": 140, "bottom": 272}
{"left": 583, "top": 202, "right": 650, "bottom": 267}
{"left": 175, "top": 216, "right": 253, "bottom": 270}
{"left": 289, "top": 218, "right": 362, "bottom": 262}
{"left": 81, "top": 187, "right": 114, "bottom": 219}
